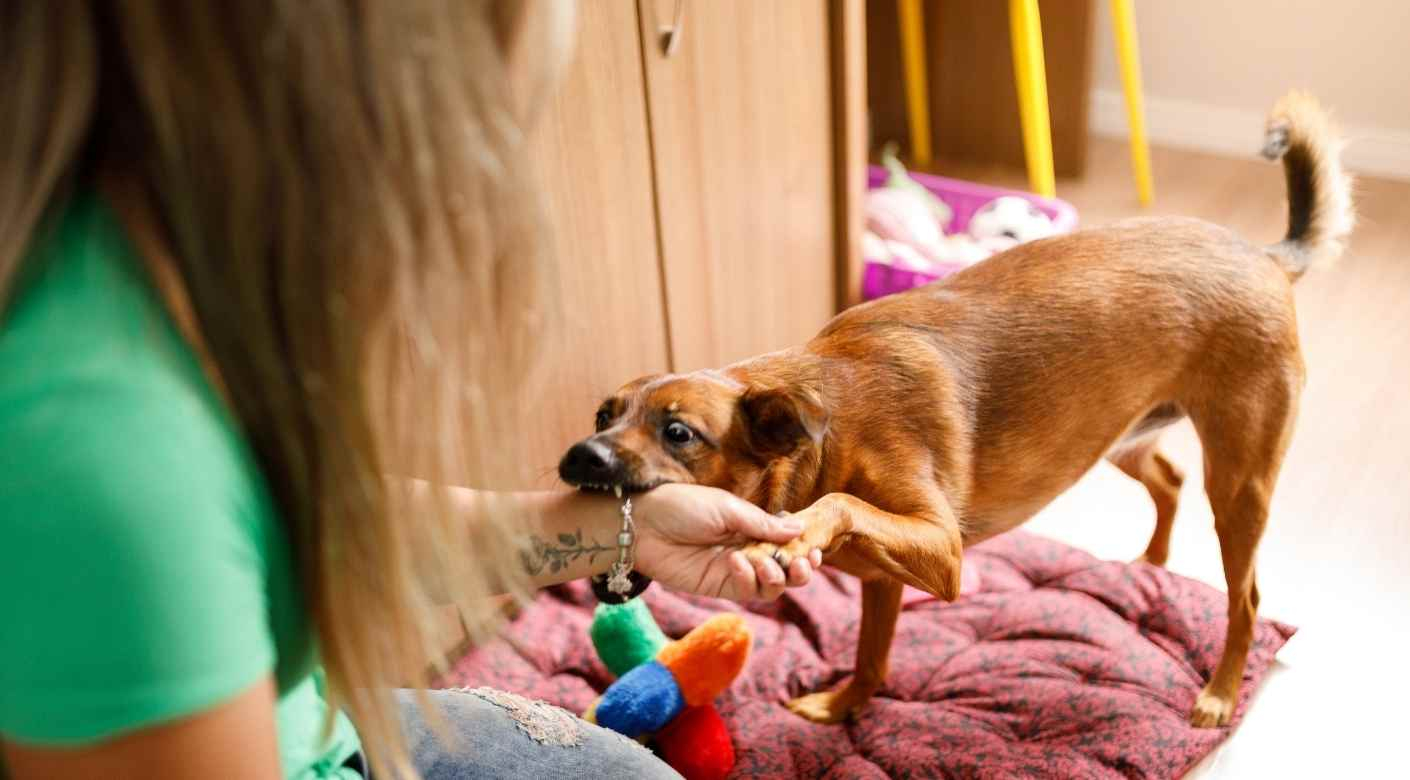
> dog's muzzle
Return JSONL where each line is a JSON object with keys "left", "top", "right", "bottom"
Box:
{"left": 558, "top": 438, "right": 625, "bottom": 489}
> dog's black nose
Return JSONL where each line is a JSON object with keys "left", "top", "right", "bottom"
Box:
{"left": 559, "top": 439, "right": 621, "bottom": 486}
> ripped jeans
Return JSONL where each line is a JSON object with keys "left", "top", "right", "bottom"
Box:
{"left": 347, "top": 688, "right": 681, "bottom": 779}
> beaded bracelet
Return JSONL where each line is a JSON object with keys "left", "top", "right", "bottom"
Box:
{"left": 590, "top": 490, "right": 652, "bottom": 604}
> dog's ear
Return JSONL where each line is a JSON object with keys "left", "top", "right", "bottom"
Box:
{"left": 738, "top": 385, "right": 828, "bottom": 458}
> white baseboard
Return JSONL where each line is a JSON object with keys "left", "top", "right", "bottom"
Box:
{"left": 1089, "top": 88, "right": 1410, "bottom": 182}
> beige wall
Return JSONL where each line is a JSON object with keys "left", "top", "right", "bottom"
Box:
{"left": 1093, "top": 0, "right": 1410, "bottom": 133}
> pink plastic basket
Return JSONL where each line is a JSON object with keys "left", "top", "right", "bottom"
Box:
{"left": 862, "top": 166, "right": 1078, "bottom": 300}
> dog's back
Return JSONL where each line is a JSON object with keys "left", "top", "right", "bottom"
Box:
{"left": 734, "top": 91, "right": 1356, "bottom": 729}
{"left": 812, "top": 92, "right": 1354, "bottom": 537}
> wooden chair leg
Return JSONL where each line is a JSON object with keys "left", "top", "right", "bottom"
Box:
{"left": 1111, "top": 0, "right": 1154, "bottom": 205}
{"left": 1008, "top": 0, "right": 1056, "bottom": 198}
{"left": 897, "top": 0, "right": 933, "bottom": 168}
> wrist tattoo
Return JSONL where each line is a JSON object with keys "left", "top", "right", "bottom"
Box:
{"left": 520, "top": 528, "right": 615, "bottom": 576}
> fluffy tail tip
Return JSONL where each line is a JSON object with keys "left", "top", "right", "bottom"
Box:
{"left": 1262, "top": 90, "right": 1333, "bottom": 161}
{"left": 1261, "top": 90, "right": 1354, "bottom": 276}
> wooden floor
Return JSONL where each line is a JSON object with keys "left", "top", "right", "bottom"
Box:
{"left": 930, "top": 138, "right": 1410, "bottom": 778}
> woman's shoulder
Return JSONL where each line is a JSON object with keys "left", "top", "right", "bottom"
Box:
{"left": 0, "top": 372, "right": 286, "bottom": 742}
{"left": 0, "top": 320, "right": 288, "bottom": 746}
{"left": 0, "top": 190, "right": 286, "bottom": 606}
{"left": 0, "top": 302, "right": 269, "bottom": 533}
{"left": 0, "top": 194, "right": 303, "bottom": 746}
{"left": 0, "top": 191, "right": 271, "bottom": 534}
{"left": 0, "top": 368, "right": 265, "bottom": 528}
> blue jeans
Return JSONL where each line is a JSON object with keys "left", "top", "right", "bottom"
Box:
{"left": 358, "top": 688, "right": 681, "bottom": 779}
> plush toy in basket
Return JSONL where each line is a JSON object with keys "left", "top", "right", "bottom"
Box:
{"left": 862, "top": 145, "right": 1073, "bottom": 300}
{"left": 967, "top": 195, "right": 1058, "bottom": 246}
{"left": 583, "top": 598, "right": 750, "bottom": 780}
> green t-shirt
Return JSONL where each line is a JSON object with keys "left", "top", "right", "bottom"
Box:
{"left": 0, "top": 194, "right": 361, "bottom": 778}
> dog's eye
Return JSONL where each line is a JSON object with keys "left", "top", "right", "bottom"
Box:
{"left": 663, "top": 421, "right": 695, "bottom": 445}
{"left": 594, "top": 409, "right": 612, "bottom": 432}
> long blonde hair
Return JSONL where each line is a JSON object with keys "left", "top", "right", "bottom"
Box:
{"left": 1, "top": 2, "right": 570, "bottom": 776}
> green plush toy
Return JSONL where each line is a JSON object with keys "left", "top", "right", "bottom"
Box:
{"left": 590, "top": 597, "right": 669, "bottom": 677}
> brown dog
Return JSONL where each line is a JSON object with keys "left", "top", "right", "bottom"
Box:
{"left": 559, "top": 92, "right": 1352, "bottom": 728}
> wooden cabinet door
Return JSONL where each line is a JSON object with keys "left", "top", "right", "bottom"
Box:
{"left": 639, "top": 0, "right": 839, "bottom": 371}
{"left": 438, "top": 1, "right": 672, "bottom": 662}
{"left": 517, "top": 1, "right": 671, "bottom": 484}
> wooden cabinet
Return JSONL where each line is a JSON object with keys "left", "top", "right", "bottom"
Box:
{"left": 640, "top": 0, "right": 840, "bottom": 370}
{"left": 518, "top": 1, "right": 673, "bottom": 480}
{"left": 438, "top": 0, "right": 864, "bottom": 662}
{"left": 511, "top": 0, "right": 864, "bottom": 485}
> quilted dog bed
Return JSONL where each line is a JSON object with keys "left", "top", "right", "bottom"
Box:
{"left": 439, "top": 531, "right": 1294, "bottom": 779}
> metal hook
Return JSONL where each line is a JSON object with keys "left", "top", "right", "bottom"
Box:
{"left": 659, "top": 0, "right": 685, "bottom": 57}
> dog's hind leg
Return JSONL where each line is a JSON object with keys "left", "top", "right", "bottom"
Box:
{"left": 1108, "top": 441, "right": 1185, "bottom": 566}
{"left": 1187, "top": 373, "right": 1299, "bottom": 727}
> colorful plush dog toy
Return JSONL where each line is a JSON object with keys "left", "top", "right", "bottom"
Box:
{"left": 583, "top": 598, "right": 751, "bottom": 780}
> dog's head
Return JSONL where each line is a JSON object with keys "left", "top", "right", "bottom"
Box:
{"left": 557, "top": 370, "right": 827, "bottom": 496}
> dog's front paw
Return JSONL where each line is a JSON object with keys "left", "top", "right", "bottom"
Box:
{"left": 1189, "top": 685, "right": 1235, "bottom": 727}
{"left": 785, "top": 690, "right": 865, "bottom": 724}
{"left": 740, "top": 507, "right": 843, "bottom": 570}
{"left": 740, "top": 538, "right": 816, "bottom": 570}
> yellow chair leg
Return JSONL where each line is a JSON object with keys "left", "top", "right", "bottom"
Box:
{"left": 1111, "top": 0, "right": 1154, "bottom": 206}
{"left": 1008, "top": 0, "right": 1056, "bottom": 198}
{"left": 897, "top": 0, "right": 932, "bottom": 168}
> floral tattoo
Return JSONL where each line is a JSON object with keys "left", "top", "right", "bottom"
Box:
{"left": 520, "top": 528, "right": 615, "bottom": 576}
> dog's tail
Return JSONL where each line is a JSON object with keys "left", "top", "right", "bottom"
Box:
{"left": 1260, "top": 91, "right": 1355, "bottom": 280}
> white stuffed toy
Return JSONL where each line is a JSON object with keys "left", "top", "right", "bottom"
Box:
{"left": 967, "top": 196, "right": 1056, "bottom": 244}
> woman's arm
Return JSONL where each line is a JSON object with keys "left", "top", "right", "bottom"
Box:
{"left": 2, "top": 677, "right": 282, "bottom": 780}
{"left": 434, "top": 483, "right": 821, "bottom": 602}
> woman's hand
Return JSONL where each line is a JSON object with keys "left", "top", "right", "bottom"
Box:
{"left": 432, "top": 483, "right": 822, "bottom": 600}
{"left": 632, "top": 483, "right": 823, "bottom": 601}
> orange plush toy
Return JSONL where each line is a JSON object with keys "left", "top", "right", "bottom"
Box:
{"left": 583, "top": 599, "right": 750, "bottom": 780}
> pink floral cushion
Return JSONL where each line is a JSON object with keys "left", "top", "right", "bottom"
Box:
{"left": 440, "top": 531, "right": 1293, "bottom": 779}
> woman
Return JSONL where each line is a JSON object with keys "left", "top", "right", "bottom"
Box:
{"left": 0, "top": 3, "right": 819, "bottom": 778}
